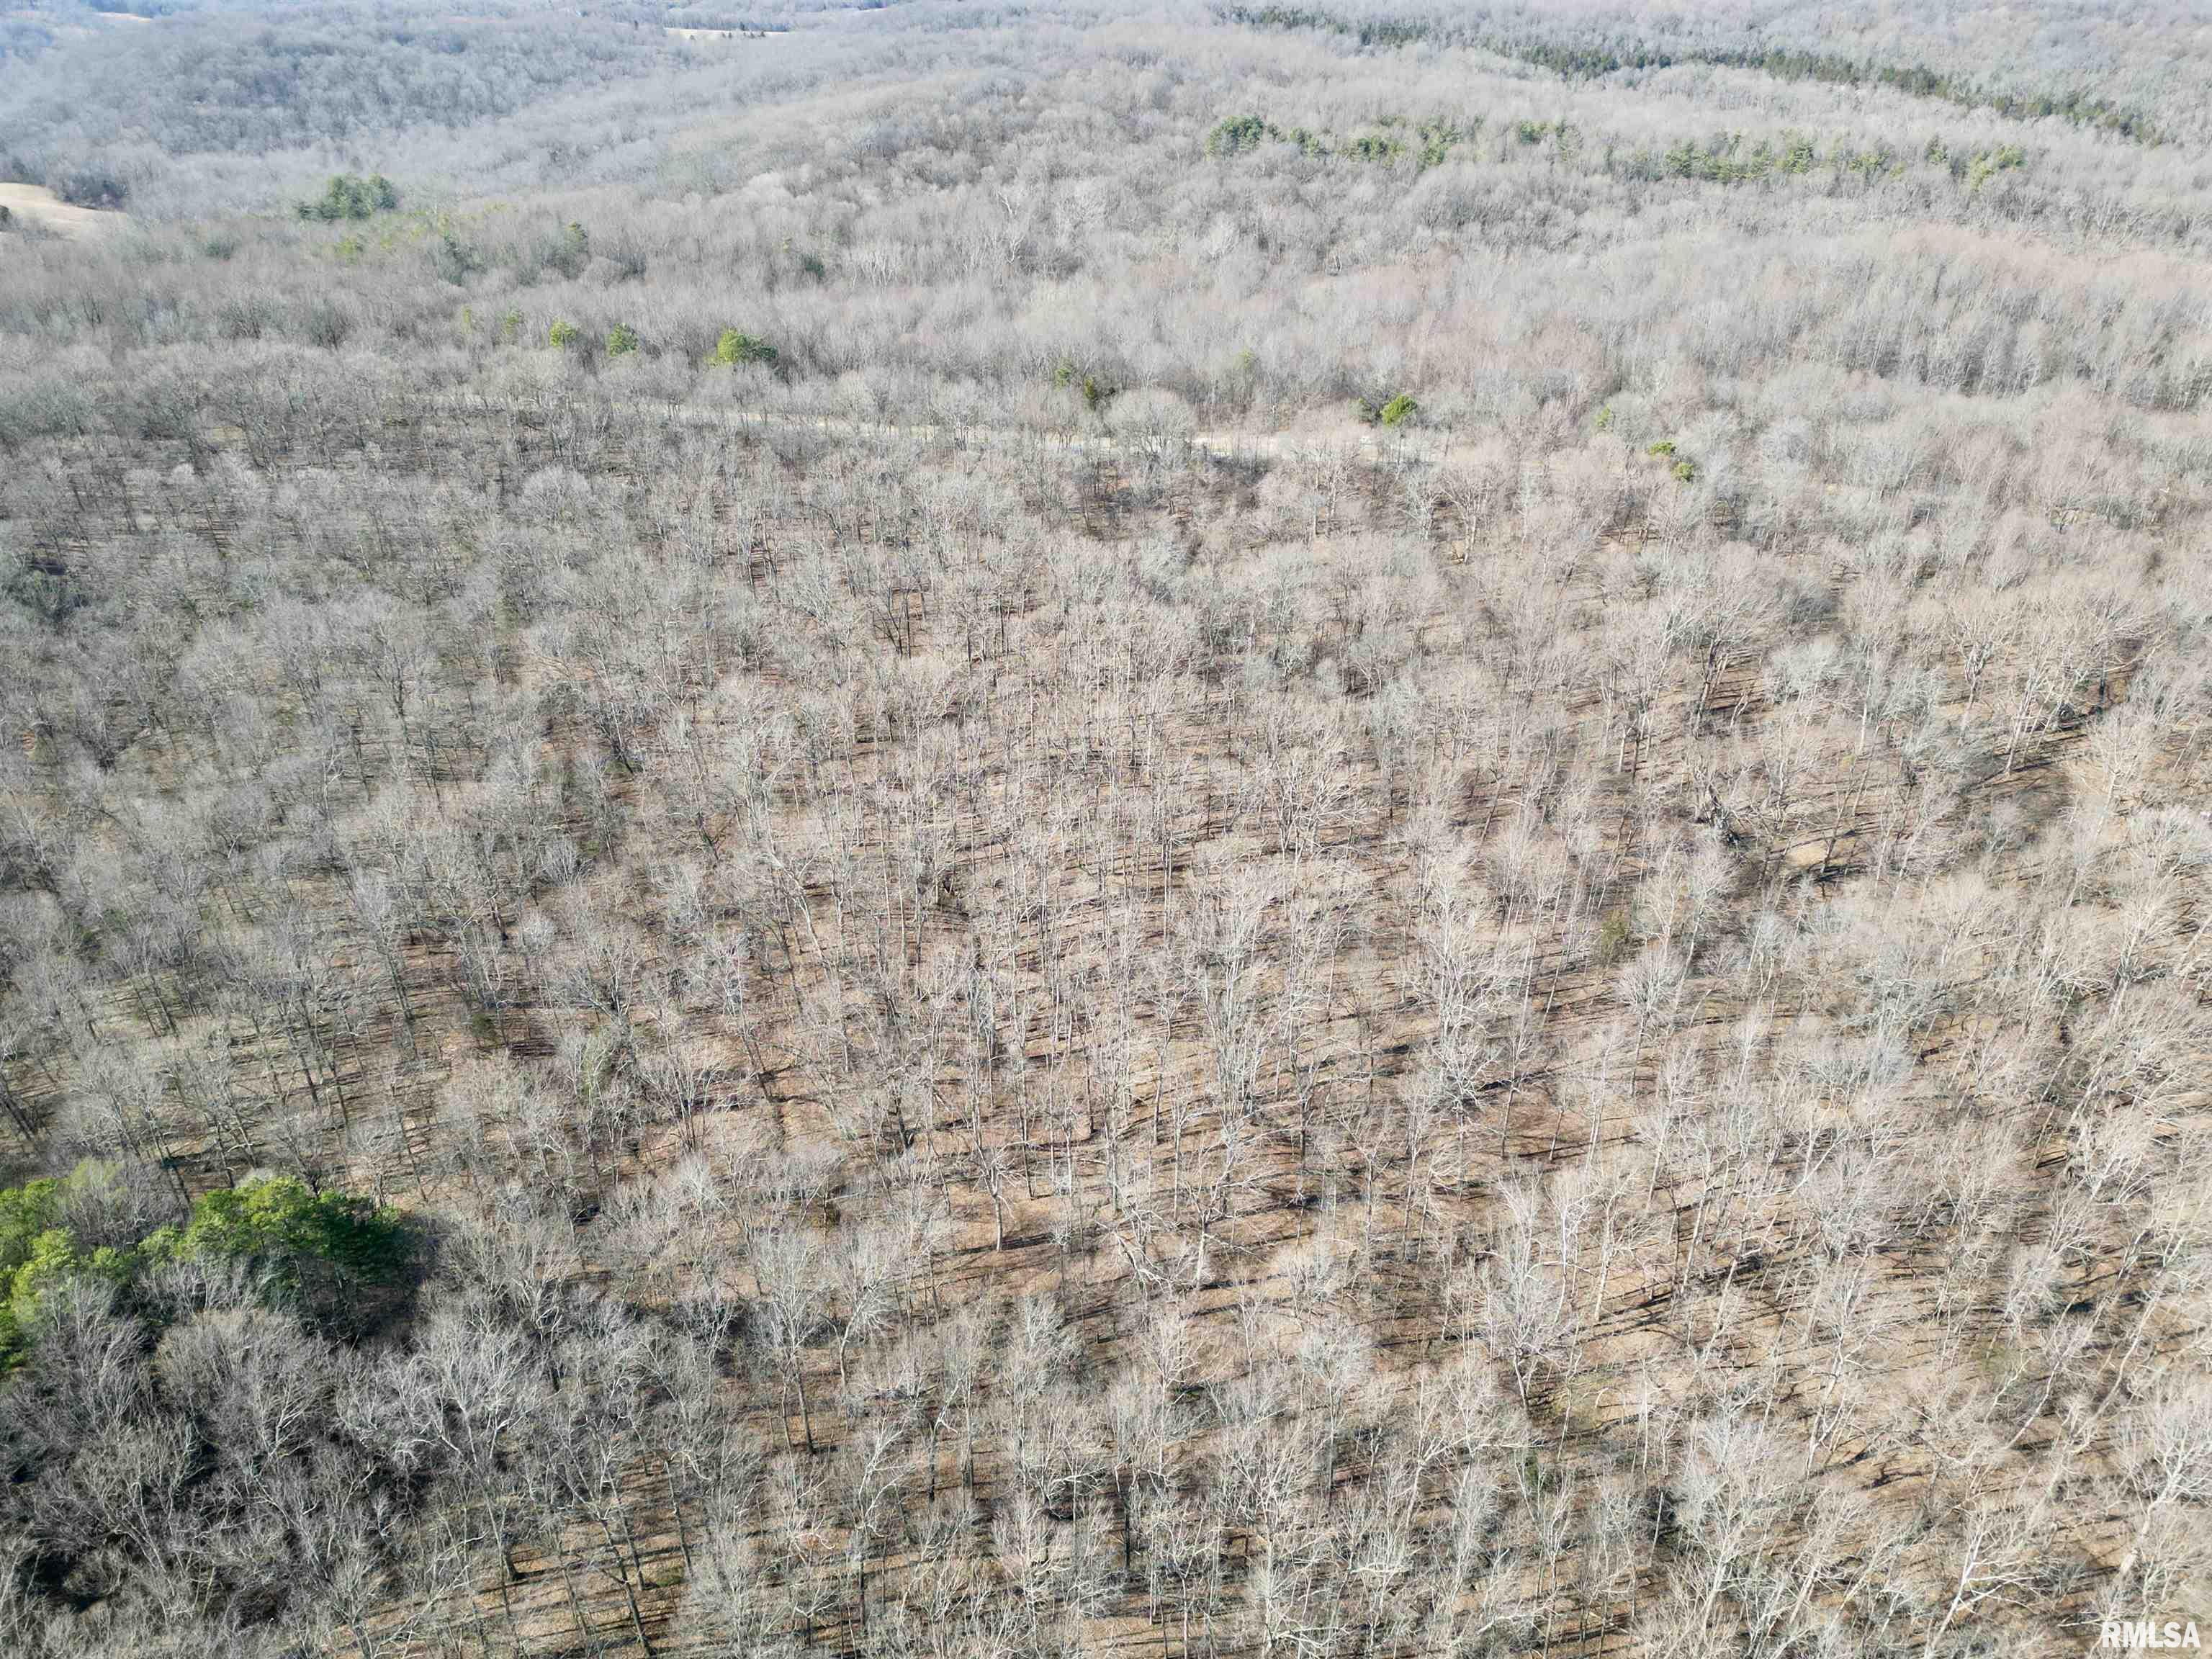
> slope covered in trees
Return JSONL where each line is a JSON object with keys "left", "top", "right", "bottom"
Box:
{"left": 1, "top": 1, "right": 2209, "bottom": 1656}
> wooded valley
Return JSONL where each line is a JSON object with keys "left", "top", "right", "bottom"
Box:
{"left": 1, "top": 1, "right": 2209, "bottom": 1655}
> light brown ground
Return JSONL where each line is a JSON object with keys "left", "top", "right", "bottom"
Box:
{"left": 0, "top": 183, "right": 130, "bottom": 240}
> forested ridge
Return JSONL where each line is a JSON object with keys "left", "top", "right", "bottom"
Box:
{"left": 1, "top": 1, "right": 2209, "bottom": 1656}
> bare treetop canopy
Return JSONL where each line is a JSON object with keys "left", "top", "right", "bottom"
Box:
{"left": 0, "top": 0, "right": 2208, "bottom": 1655}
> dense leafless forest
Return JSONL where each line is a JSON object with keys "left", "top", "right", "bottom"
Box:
{"left": 2, "top": 0, "right": 2210, "bottom": 1654}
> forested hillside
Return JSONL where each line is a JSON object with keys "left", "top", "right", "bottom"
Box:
{"left": 1, "top": 1, "right": 2209, "bottom": 1655}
